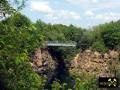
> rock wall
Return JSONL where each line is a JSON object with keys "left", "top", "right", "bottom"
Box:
{"left": 30, "top": 48, "right": 56, "bottom": 78}
{"left": 70, "top": 50, "right": 119, "bottom": 77}
{"left": 30, "top": 48, "right": 119, "bottom": 78}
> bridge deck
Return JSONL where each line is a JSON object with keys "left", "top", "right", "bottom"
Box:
{"left": 46, "top": 43, "right": 76, "bottom": 47}
{"left": 45, "top": 41, "right": 76, "bottom": 47}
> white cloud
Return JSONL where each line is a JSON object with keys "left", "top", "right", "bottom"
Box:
{"left": 66, "top": 0, "right": 120, "bottom": 10}
{"left": 91, "top": 1, "right": 120, "bottom": 11}
{"left": 30, "top": 1, "right": 53, "bottom": 13}
{"left": 66, "top": 0, "right": 89, "bottom": 4}
{"left": 30, "top": 1, "right": 80, "bottom": 20}
{"left": 60, "top": 10, "right": 80, "bottom": 20}
{"left": 95, "top": 12, "right": 120, "bottom": 21}
{"left": 46, "top": 14, "right": 58, "bottom": 20}
{"left": 98, "top": 1, "right": 120, "bottom": 9}
{"left": 66, "top": 0, "right": 98, "bottom": 4}
{"left": 85, "top": 10, "right": 94, "bottom": 16}
{"left": 46, "top": 10, "right": 80, "bottom": 20}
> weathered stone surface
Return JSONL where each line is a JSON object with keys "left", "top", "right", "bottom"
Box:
{"left": 104, "top": 53, "right": 109, "bottom": 59}
{"left": 109, "top": 50, "right": 119, "bottom": 59}
{"left": 70, "top": 49, "right": 119, "bottom": 77}
{"left": 30, "top": 48, "right": 56, "bottom": 78}
{"left": 30, "top": 48, "right": 119, "bottom": 78}
{"left": 94, "top": 51, "right": 101, "bottom": 58}
{"left": 85, "top": 49, "right": 91, "bottom": 53}
{"left": 33, "top": 48, "right": 42, "bottom": 67}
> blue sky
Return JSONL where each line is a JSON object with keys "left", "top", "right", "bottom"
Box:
{"left": 21, "top": 0, "right": 120, "bottom": 28}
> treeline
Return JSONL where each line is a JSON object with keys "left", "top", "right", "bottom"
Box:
{"left": 35, "top": 19, "right": 120, "bottom": 61}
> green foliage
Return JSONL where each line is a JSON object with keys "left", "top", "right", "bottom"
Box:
{"left": 107, "top": 58, "right": 120, "bottom": 77}
{"left": 0, "top": 62, "right": 45, "bottom": 90}
{"left": 102, "top": 29, "right": 120, "bottom": 50}
{"left": 93, "top": 20, "right": 120, "bottom": 51}
{"left": 78, "top": 31, "right": 95, "bottom": 49}
{"left": 35, "top": 21, "right": 81, "bottom": 61}
{"left": 35, "top": 22, "right": 66, "bottom": 41}
{"left": 1, "top": 1, "right": 120, "bottom": 89}
{"left": 73, "top": 73, "right": 97, "bottom": 90}
{"left": 63, "top": 24, "right": 83, "bottom": 42}
{"left": 91, "top": 41, "right": 108, "bottom": 53}
{"left": 0, "top": 0, "right": 26, "bottom": 19}
{"left": 52, "top": 80, "right": 63, "bottom": 90}
{"left": 0, "top": 13, "right": 45, "bottom": 89}
{"left": 52, "top": 80, "right": 71, "bottom": 90}
{"left": 0, "top": 0, "right": 14, "bottom": 18}
{"left": 14, "top": 0, "right": 26, "bottom": 10}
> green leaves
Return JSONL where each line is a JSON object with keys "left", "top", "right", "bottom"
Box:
{"left": 92, "top": 20, "right": 120, "bottom": 51}
{"left": 0, "top": 41, "right": 5, "bottom": 49}
{"left": 52, "top": 80, "right": 70, "bottom": 90}
{"left": 102, "top": 29, "right": 120, "bottom": 50}
{"left": 15, "top": 53, "right": 27, "bottom": 65}
{"left": 0, "top": 13, "right": 45, "bottom": 90}
{"left": 73, "top": 74, "right": 97, "bottom": 90}
{"left": 91, "top": 41, "right": 108, "bottom": 53}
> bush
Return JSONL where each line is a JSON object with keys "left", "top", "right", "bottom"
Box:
{"left": 73, "top": 73, "right": 97, "bottom": 90}
{"left": 91, "top": 41, "right": 108, "bottom": 53}
{"left": 78, "top": 31, "right": 96, "bottom": 49}
{"left": 102, "top": 29, "right": 120, "bottom": 50}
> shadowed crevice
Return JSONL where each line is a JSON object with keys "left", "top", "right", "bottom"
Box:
{"left": 44, "top": 47, "right": 75, "bottom": 90}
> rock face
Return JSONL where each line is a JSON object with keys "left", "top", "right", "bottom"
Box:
{"left": 109, "top": 50, "right": 119, "bottom": 59}
{"left": 30, "top": 48, "right": 56, "bottom": 78}
{"left": 33, "top": 48, "right": 42, "bottom": 67}
{"left": 30, "top": 48, "right": 119, "bottom": 78}
{"left": 70, "top": 49, "right": 119, "bottom": 77}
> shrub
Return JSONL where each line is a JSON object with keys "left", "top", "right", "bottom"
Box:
{"left": 73, "top": 73, "right": 97, "bottom": 90}
{"left": 102, "top": 29, "right": 120, "bottom": 50}
{"left": 91, "top": 41, "right": 108, "bottom": 53}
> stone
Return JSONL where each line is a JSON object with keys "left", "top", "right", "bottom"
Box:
{"left": 94, "top": 51, "right": 101, "bottom": 58}
{"left": 109, "top": 50, "right": 119, "bottom": 59}
{"left": 85, "top": 49, "right": 91, "bottom": 53}
{"left": 33, "top": 48, "right": 42, "bottom": 67}
{"left": 104, "top": 53, "right": 109, "bottom": 59}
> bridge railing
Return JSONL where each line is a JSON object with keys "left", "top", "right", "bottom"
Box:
{"left": 45, "top": 41, "right": 77, "bottom": 46}
{"left": 45, "top": 41, "right": 77, "bottom": 44}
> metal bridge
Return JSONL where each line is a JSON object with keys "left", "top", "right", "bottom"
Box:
{"left": 45, "top": 41, "right": 77, "bottom": 47}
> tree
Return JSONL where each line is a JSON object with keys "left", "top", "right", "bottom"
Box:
{"left": 0, "top": 13, "right": 45, "bottom": 90}
{"left": 77, "top": 31, "right": 95, "bottom": 49}
{"left": 0, "top": 0, "right": 26, "bottom": 19}
{"left": 91, "top": 41, "right": 108, "bottom": 53}
{"left": 93, "top": 20, "right": 120, "bottom": 50}
{"left": 102, "top": 29, "right": 120, "bottom": 50}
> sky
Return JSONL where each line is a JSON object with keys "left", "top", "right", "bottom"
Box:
{"left": 21, "top": 0, "right": 120, "bottom": 28}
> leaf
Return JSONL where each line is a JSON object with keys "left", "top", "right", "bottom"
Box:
{"left": 15, "top": 56, "right": 21, "bottom": 65}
